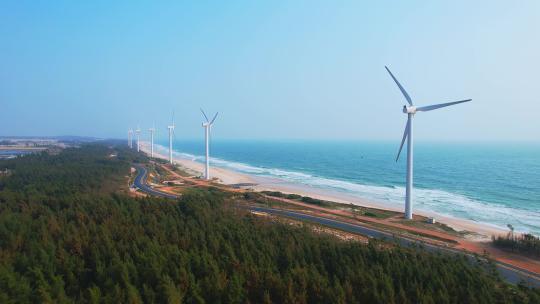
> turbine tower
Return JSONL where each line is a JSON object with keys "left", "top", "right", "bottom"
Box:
{"left": 149, "top": 124, "right": 156, "bottom": 158}
{"left": 167, "top": 113, "right": 175, "bottom": 164}
{"left": 135, "top": 127, "right": 141, "bottom": 152}
{"left": 200, "top": 109, "right": 218, "bottom": 180}
{"left": 128, "top": 129, "right": 133, "bottom": 148}
{"left": 385, "top": 66, "right": 471, "bottom": 220}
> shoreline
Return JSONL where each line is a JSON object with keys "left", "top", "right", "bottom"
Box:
{"left": 139, "top": 142, "right": 507, "bottom": 239}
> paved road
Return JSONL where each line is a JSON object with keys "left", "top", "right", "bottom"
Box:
{"left": 133, "top": 165, "right": 179, "bottom": 199}
{"left": 132, "top": 165, "right": 540, "bottom": 288}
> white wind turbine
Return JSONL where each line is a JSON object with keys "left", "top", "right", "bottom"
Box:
{"left": 135, "top": 127, "right": 141, "bottom": 152}
{"left": 200, "top": 109, "right": 218, "bottom": 180}
{"left": 149, "top": 124, "right": 156, "bottom": 158}
{"left": 385, "top": 66, "right": 471, "bottom": 220}
{"left": 128, "top": 129, "right": 133, "bottom": 148}
{"left": 167, "top": 113, "right": 175, "bottom": 165}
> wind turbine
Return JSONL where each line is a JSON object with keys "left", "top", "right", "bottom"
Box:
{"left": 149, "top": 124, "right": 156, "bottom": 158}
{"left": 385, "top": 66, "right": 471, "bottom": 220}
{"left": 167, "top": 113, "right": 175, "bottom": 165}
{"left": 200, "top": 109, "right": 218, "bottom": 180}
{"left": 128, "top": 129, "right": 133, "bottom": 148}
{"left": 135, "top": 127, "right": 141, "bottom": 152}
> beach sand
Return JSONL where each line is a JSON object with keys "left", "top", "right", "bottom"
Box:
{"left": 139, "top": 142, "right": 506, "bottom": 239}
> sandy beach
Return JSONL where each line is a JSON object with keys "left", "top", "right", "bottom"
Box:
{"left": 139, "top": 141, "right": 507, "bottom": 238}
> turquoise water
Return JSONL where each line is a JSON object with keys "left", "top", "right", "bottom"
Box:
{"left": 155, "top": 140, "right": 540, "bottom": 235}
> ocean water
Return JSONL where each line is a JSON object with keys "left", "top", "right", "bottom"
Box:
{"left": 0, "top": 150, "right": 35, "bottom": 159}
{"left": 155, "top": 139, "right": 540, "bottom": 235}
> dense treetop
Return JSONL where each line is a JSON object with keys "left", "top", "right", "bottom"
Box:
{"left": 0, "top": 143, "right": 538, "bottom": 303}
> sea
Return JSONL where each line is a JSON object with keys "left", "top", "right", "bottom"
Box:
{"left": 155, "top": 139, "right": 540, "bottom": 235}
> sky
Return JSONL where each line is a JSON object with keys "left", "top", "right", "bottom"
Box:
{"left": 1, "top": 1, "right": 539, "bottom": 142}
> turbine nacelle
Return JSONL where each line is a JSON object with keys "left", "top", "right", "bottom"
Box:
{"left": 403, "top": 105, "right": 417, "bottom": 114}
{"left": 200, "top": 109, "right": 218, "bottom": 127}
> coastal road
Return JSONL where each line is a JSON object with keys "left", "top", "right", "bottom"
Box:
{"left": 132, "top": 165, "right": 179, "bottom": 199}
{"left": 132, "top": 165, "right": 540, "bottom": 288}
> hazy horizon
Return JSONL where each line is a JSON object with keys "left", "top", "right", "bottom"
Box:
{"left": 2, "top": 1, "right": 539, "bottom": 142}
{"left": 3, "top": 135, "right": 540, "bottom": 145}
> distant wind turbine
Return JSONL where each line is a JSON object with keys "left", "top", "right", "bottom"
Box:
{"left": 135, "top": 127, "right": 141, "bottom": 152}
{"left": 167, "top": 112, "right": 175, "bottom": 164}
{"left": 128, "top": 129, "right": 133, "bottom": 148}
{"left": 200, "top": 109, "right": 218, "bottom": 180}
{"left": 149, "top": 124, "right": 156, "bottom": 158}
{"left": 385, "top": 66, "right": 471, "bottom": 220}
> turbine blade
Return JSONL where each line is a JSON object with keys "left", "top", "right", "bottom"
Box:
{"left": 396, "top": 117, "right": 410, "bottom": 162}
{"left": 416, "top": 99, "right": 472, "bottom": 112}
{"left": 385, "top": 66, "right": 413, "bottom": 106}
{"left": 200, "top": 109, "right": 209, "bottom": 122}
{"left": 210, "top": 112, "right": 219, "bottom": 124}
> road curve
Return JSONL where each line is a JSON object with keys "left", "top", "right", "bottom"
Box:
{"left": 132, "top": 165, "right": 540, "bottom": 288}
{"left": 133, "top": 165, "right": 179, "bottom": 199}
